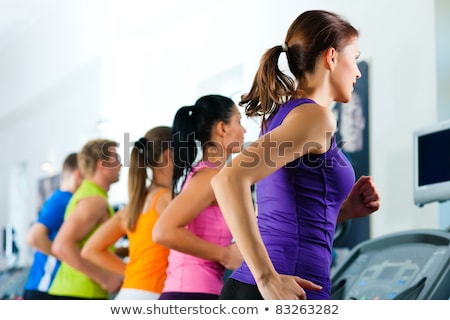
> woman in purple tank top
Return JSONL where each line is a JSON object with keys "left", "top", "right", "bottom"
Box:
{"left": 212, "top": 10, "right": 380, "bottom": 300}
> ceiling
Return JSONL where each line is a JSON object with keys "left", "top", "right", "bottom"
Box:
{"left": 0, "top": 0, "right": 56, "bottom": 52}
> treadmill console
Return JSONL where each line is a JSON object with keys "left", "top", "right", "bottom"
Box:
{"left": 331, "top": 229, "right": 450, "bottom": 300}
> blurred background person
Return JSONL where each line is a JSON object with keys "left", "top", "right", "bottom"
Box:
{"left": 23, "top": 153, "right": 81, "bottom": 299}
{"left": 49, "top": 139, "right": 123, "bottom": 299}
{"left": 82, "top": 126, "right": 173, "bottom": 300}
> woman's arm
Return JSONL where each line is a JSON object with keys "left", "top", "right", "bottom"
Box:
{"left": 212, "top": 105, "right": 331, "bottom": 299}
{"left": 153, "top": 168, "right": 241, "bottom": 269}
{"left": 337, "top": 175, "right": 380, "bottom": 222}
{"left": 81, "top": 208, "right": 127, "bottom": 275}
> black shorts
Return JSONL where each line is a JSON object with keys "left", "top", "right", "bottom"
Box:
{"left": 219, "top": 278, "right": 263, "bottom": 300}
{"left": 159, "top": 292, "right": 218, "bottom": 300}
{"left": 23, "top": 290, "right": 58, "bottom": 300}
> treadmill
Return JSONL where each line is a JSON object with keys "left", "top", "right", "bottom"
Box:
{"left": 330, "top": 229, "right": 450, "bottom": 300}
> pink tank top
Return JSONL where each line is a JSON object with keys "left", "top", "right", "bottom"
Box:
{"left": 163, "top": 161, "right": 233, "bottom": 294}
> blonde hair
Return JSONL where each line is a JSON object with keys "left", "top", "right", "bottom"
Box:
{"left": 78, "top": 138, "right": 119, "bottom": 178}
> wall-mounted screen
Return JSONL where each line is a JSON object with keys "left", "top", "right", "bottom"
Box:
{"left": 413, "top": 119, "right": 450, "bottom": 207}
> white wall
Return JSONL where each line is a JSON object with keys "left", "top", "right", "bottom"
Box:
{"left": 0, "top": 0, "right": 446, "bottom": 266}
{"left": 0, "top": 0, "right": 104, "bottom": 266}
{"left": 101, "top": 0, "right": 442, "bottom": 237}
{"left": 436, "top": 0, "right": 450, "bottom": 230}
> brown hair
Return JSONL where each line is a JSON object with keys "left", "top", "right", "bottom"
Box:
{"left": 241, "top": 10, "right": 359, "bottom": 130}
{"left": 124, "top": 126, "right": 172, "bottom": 231}
{"left": 62, "top": 152, "right": 78, "bottom": 173}
{"left": 77, "top": 138, "right": 119, "bottom": 178}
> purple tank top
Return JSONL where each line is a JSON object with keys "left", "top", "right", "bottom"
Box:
{"left": 230, "top": 98, "right": 355, "bottom": 299}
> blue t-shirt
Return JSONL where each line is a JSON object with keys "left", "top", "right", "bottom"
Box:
{"left": 24, "top": 189, "right": 72, "bottom": 292}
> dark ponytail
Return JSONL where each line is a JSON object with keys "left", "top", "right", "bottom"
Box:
{"left": 171, "top": 106, "right": 198, "bottom": 196}
{"left": 171, "top": 95, "right": 235, "bottom": 195}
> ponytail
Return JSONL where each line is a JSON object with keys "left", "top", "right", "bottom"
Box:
{"left": 240, "top": 45, "right": 295, "bottom": 132}
{"left": 171, "top": 106, "right": 198, "bottom": 196}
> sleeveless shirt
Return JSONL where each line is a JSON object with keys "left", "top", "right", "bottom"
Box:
{"left": 49, "top": 180, "right": 115, "bottom": 299}
{"left": 163, "top": 161, "right": 233, "bottom": 295}
{"left": 230, "top": 98, "right": 355, "bottom": 299}
{"left": 122, "top": 188, "right": 170, "bottom": 293}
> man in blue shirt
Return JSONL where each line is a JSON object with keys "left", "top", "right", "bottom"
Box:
{"left": 23, "top": 152, "right": 82, "bottom": 299}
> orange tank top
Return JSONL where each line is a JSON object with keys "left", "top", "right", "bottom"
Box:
{"left": 122, "top": 189, "right": 170, "bottom": 293}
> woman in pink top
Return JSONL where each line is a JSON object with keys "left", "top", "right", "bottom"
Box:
{"left": 153, "top": 95, "right": 245, "bottom": 299}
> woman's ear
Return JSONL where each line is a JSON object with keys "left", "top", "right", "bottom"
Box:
{"left": 325, "top": 47, "right": 337, "bottom": 70}
{"left": 214, "top": 121, "right": 227, "bottom": 137}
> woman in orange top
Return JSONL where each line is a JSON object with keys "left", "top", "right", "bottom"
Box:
{"left": 82, "top": 126, "right": 173, "bottom": 299}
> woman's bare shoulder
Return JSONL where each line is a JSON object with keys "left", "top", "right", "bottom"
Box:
{"left": 284, "top": 103, "right": 336, "bottom": 133}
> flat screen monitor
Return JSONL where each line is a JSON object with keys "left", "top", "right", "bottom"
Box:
{"left": 413, "top": 119, "right": 450, "bottom": 207}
